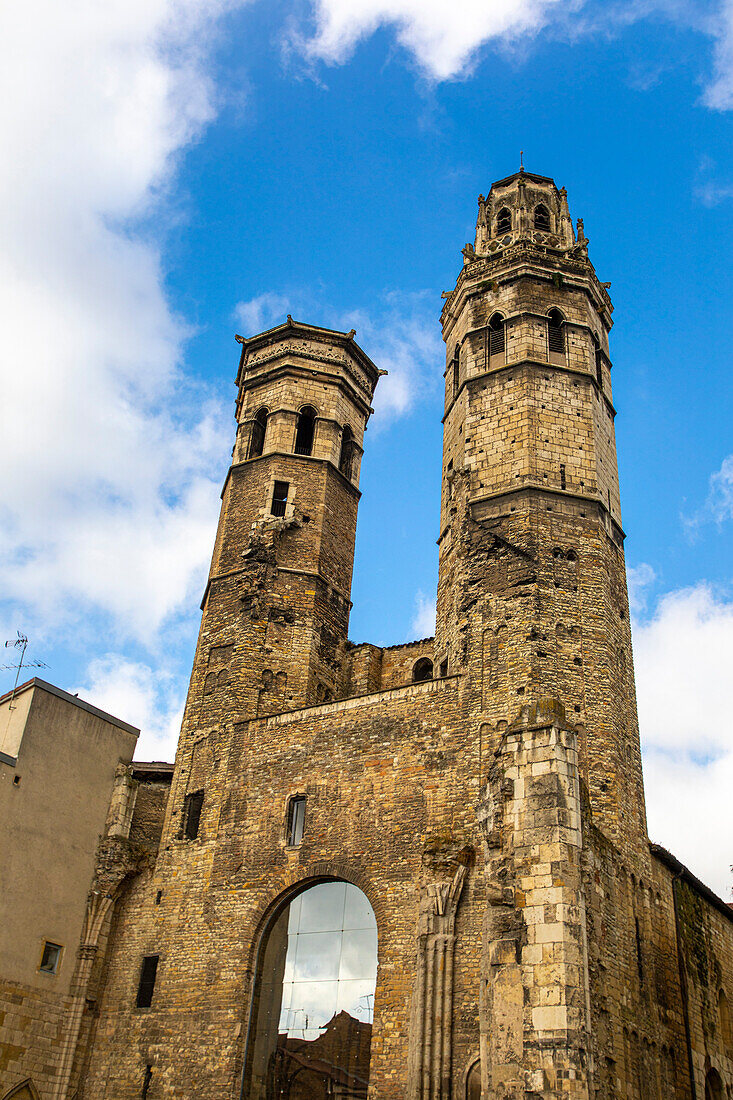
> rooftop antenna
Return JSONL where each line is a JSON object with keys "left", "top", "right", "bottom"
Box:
{"left": 2, "top": 631, "right": 49, "bottom": 710}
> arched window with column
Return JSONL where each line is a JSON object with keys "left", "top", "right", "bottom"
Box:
{"left": 488, "top": 312, "right": 505, "bottom": 366}
{"left": 243, "top": 879, "right": 378, "bottom": 1100}
{"left": 496, "top": 207, "right": 512, "bottom": 234}
{"left": 339, "top": 425, "right": 354, "bottom": 479}
{"left": 534, "top": 203, "right": 551, "bottom": 231}
{"left": 294, "top": 406, "right": 317, "bottom": 456}
{"left": 249, "top": 407, "right": 269, "bottom": 459}
{"left": 547, "top": 309, "right": 566, "bottom": 364}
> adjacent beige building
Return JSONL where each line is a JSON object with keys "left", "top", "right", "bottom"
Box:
{"left": 0, "top": 680, "right": 138, "bottom": 1097}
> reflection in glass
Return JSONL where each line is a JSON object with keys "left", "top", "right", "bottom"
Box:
{"left": 247, "top": 881, "right": 377, "bottom": 1099}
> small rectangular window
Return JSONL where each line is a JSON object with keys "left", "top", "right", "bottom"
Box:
{"left": 286, "top": 795, "right": 306, "bottom": 846}
{"left": 182, "top": 790, "right": 204, "bottom": 839}
{"left": 560, "top": 463, "right": 566, "bottom": 490}
{"left": 136, "top": 955, "right": 159, "bottom": 1008}
{"left": 39, "top": 941, "right": 62, "bottom": 974}
{"left": 271, "top": 481, "right": 289, "bottom": 518}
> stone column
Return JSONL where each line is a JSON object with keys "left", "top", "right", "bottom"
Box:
{"left": 408, "top": 864, "right": 466, "bottom": 1099}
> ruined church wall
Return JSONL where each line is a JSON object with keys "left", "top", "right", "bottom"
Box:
{"left": 79, "top": 675, "right": 493, "bottom": 1100}
{"left": 651, "top": 854, "right": 733, "bottom": 1098}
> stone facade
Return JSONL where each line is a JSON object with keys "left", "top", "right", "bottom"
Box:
{"left": 4, "top": 173, "right": 733, "bottom": 1100}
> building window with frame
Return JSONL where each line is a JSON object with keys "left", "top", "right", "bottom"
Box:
{"left": 286, "top": 795, "right": 306, "bottom": 846}
{"left": 488, "top": 312, "right": 505, "bottom": 365}
{"left": 547, "top": 309, "right": 566, "bottom": 363}
{"left": 182, "top": 790, "right": 204, "bottom": 839}
{"left": 248, "top": 407, "right": 268, "bottom": 459}
{"left": 594, "top": 340, "right": 604, "bottom": 389}
{"left": 412, "top": 657, "right": 434, "bottom": 683}
{"left": 496, "top": 207, "right": 512, "bottom": 234}
{"left": 451, "top": 345, "right": 460, "bottom": 399}
{"left": 339, "top": 425, "right": 354, "bottom": 479}
{"left": 39, "top": 941, "right": 62, "bottom": 974}
{"left": 136, "top": 955, "right": 159, "bottom": 1008}
{"left": 534, "top": 203, "right": 551, "bottom": 231}
{"left": 294, "top": 406, "right": 316, "bottom": 456}
{"left": 271, "top": 481, "right": 289, "bottom": 518}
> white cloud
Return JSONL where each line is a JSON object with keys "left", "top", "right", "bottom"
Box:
{"left": 76, "top": 654, "right": 185, "bottom": 761}
{"left": 708, "top": 453, "right": 733, "bottom": 520}
{"left": 633, "top": 583, "right": 733, "bottom": 898}
{"left": 292, "top": 0, "right": 733, "bottom": 115}
{"left": 234, "top": 292, "right": 293, "bottom": 335}
{"left": 703, "top": 0, "right": 733, "bottom": 108}
{"left": 0, "top": 0, "right": 245, "bottom": 644}
{"left": 234, "top": 289, "right": 443, "bottom": 422}
{"left": 626, "top": 562, "right": 657, "bottom": 615}
{"left": 298, "top": 0, "right": 566, "bottom": 79}
{"left": 683, "top": 451, "right": 733, "bottom": 535}
{"left": 411, "top": 590, "right": 436, "bottom": 638}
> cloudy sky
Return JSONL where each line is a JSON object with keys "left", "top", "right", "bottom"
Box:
{"left": 2, "top": 0, "right": 732, "bottom": 896}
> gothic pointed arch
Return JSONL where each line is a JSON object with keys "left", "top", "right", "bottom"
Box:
{"left": 2, "top": 1080, "right": 41, "bottom": 1100}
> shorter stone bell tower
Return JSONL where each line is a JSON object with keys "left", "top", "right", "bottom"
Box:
{"left": 175, "top": 318, "right": 382, "bottom": 773}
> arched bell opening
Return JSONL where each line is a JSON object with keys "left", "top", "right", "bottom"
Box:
{"left": 243, "top": 879, "right": 378, "bottom": 1099}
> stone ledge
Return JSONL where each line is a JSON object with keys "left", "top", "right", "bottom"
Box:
{"left": 263, "top": 674, "right": 461, "bottom": 727}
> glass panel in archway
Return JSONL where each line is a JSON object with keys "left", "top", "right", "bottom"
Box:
{"left": 248, "top": 881, "right": 377, "bottom": 1100}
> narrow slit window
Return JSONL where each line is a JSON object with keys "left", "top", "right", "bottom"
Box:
{"left": 248, "top": 407, "right": 268, "bottom": 459}
{"left": 548, "top": 309, "right": 565, "bottom": 360}
{"left": 271, "top": 481, "right": 289, "bottom": 518}
{"left": 634, "top": 916, "right": 644, "bottom": 984}
{"left": 496, "top": 207, "right": 512, "bottom": 234}
{"left": 39, "top": 941, "right": 62, "bottom": 974}
{"left": 182, "top": 790, "right": 204, "bottom": 840}
{"left": 489, "top": 313, "right": 505, "bottom": 363}
{"left": 294, "top": 406, "right": 316, "bottom": 456}
{"left": 560, "top": 463, "right": 566, "bottom": 490}
{"left": 452, "top": 346, "right": 460, "bottom": 398}
{"left": 142, "top": 1065, "right": 153, "bottom": 1099}
{"left": 339, "top": 425, "right": 354, "bottom": 479}
{"left": 534, "top": 203, "right": 551, "bottom": 231}
{"left": 136, "top": 955, "right": 159, "bottom": 1008}
{"left": 286, "top": 795, "right": 306, "bottom": 846}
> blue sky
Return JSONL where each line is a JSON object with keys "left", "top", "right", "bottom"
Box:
{"left": 2, "top": 0, "right": 733, "bottom": 894}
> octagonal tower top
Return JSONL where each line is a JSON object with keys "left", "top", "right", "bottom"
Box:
{"left": 474, "top": 169, "right": 581, "bottom": 256}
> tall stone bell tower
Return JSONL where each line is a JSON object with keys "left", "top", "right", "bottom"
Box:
{"left": 436, "top": 169, "right": 646, "bottom": 858}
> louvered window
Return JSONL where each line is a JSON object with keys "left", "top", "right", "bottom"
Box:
{"left": 452, "top": 347, "right": 460, "bottom": 398}
{"left": 248, "top": 408, "right": 268, "bottom": 458}
{"left": 339, "top": 426, "right": 354, "bottom": 479}
{"left": 534, "top": 204, "right": 551, "bottom": 231}
{"left": 548, "top": 310, "right": 565, "bottom": 359}
{"left": 488, "top": 314, "right": 505, "bottom": 362}
{"left": 496, "top": 207, "right": 512, "bottom": 234}
{"left": 271, "top": 481, "right": 289, "bottom": 518}
{"left": 294, "top": 406, "right": 316, "bottom": 456}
